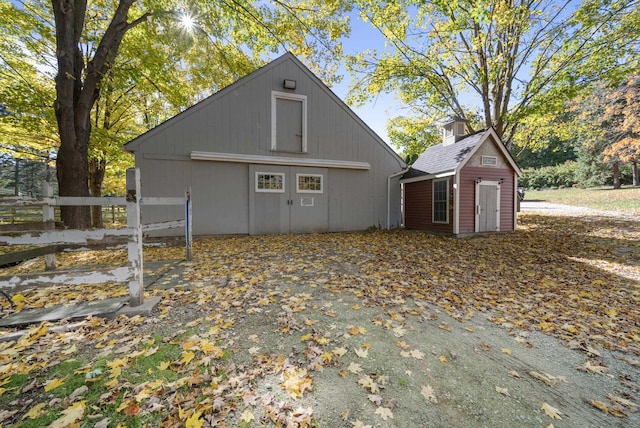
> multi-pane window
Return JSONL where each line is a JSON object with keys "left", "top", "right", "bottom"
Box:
{"left": 296, "top": 174, "right": 323, "bottom": 193}
{"left": 433, "top": 179, "right": 449, "bottom": 223}
{"left": 256, "top": 173, "right": 285, "bottom": 192}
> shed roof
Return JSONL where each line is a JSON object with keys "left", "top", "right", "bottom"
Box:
{"left": 402, "top": 131, "right": 485, "bottom": 180}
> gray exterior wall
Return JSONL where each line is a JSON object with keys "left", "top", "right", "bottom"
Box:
{"left": 125, "top": 53, "right": 405, "bottom": 236}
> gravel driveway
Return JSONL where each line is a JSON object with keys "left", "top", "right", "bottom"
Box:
{"left": 520, "top": 201, "right": 639, "bottom": 222}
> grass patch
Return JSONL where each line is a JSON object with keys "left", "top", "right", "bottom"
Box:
{"left": 527, "top": 186, "right": 640, "bottom": 213}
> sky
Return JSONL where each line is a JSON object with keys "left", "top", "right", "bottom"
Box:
{"left": 328, "top": 14, "right": 404, "bottom": 148}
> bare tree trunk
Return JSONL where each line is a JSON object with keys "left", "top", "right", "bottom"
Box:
{"left": 612, "top": 162, "right": 621, "bottom": 189}
{"left": 89, "top": 158, "right": 106, "bottom": 228}
{"left": 632, "top": 161, "right": 638, "bottom": 186}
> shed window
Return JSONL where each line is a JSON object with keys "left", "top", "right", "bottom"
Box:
{"left": 481, "top": 155, "right": 497, "bottom": 166}
{"left": 296, "top": 174, "right": 323, "bottom": 193}
{"left": 433, "top": 179, "right": 449, "bottom": 223}
{"left": 256, "top": 172, "right": 285, "bottom": 193}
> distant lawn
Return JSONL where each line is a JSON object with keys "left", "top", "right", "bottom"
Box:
{"left": 527, "top": 186, "right": 640, "bottom": 214}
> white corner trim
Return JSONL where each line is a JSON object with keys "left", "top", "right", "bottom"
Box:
{"left": 190, "top": 151, "right": 370, "bottom": 170}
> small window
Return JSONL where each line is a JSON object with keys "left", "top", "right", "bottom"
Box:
{"left": 256, "top": 172, "right": 285, "bottom": 193}
{"left": 296, "top": 174, "right": 323, "bottom": 193}
{"left": 433, "top": 179, "right": 449, "bottom": 223}
{"left": 481, "top": 156, "right": 497, "bottom": 166}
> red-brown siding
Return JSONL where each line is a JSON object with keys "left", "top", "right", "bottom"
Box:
{"left": 404, "top": 179, "right": 454, "bottom": 234}
{"left": 458, "top": 166, "right": 515, "bottom": 234}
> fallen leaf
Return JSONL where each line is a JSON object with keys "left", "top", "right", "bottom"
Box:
{"left": 501, "top": 348, "right": 512, "bottom": 355}
{"left": 21, "top": 403, "right": 46, "bottom": 420}
{"left": 352, "top": 420, "right": 372, "bottom": 428}
{"left": 186, "top": 411, "right": 204, "bottom": 428}
{"left": 541, "top": 402, "right": 562, "bottom": 420}
{"left": 410, "top": 349, "right": 425, "bottom": 360}
{"left": 375, "top": 406, "right": 393, "bottom": 420}
{"left": 508, "top": 370, "right": 521, "bottom": 379}
{"left": 495, "top": 386, "right": 510, "bottom": 396}
{"left": 421, "top": 385, "right": 438, "bottom": 404}
{"left": 368, "top": 394, "right": 383, "bottom": 405}
{"left": 355, "top": 348, "right": 368, "bottom": 358}
{"left": 44, "top": 376, "right": 67, "bottom": 392}
{"left": 439, "top": 355, "right": 449, "bottom": 363}
{"left": 358, "top": 375, "right": 379, "bottom": 393}
{"left": 49, "top": 401, "right": 85, "bottom": 428}
{"left": 529, "top": 371, "right": 558, "bottom": 387}
{"left": 348, "top": 362, "right": 363, "bottom": 374}
{"left": 239, "top": 408, "right": 255, "bottom": 423}
{"left": 607, "top": 393, "right": 638, "bottom": 412}
{"left": 333, "top": 347, "right": 348, "bottom": 357}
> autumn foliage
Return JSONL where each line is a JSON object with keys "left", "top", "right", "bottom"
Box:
{"left": 0, "top": 213, "right": 638, "bottom": 426}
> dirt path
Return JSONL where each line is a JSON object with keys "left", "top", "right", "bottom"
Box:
{"left": 171, "top": 273, "right": 638, "bottom": 427}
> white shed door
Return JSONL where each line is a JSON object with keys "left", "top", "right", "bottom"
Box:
{"left": 475, "top": 182, "right": 500, "bottom": 232}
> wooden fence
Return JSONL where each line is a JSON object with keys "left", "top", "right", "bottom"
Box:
{"left": 0, "top": 168, "right": 192, "bottom": 306}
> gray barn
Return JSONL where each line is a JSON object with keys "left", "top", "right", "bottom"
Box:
{"left": 124, "top": 53, "right": 406, "bottom": 235}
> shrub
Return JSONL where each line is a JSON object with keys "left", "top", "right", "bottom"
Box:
{"left": 520, "top": 161, "right": 578, "bottom": 189}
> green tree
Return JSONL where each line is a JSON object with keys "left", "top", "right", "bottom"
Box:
{"left": 1, "top": 0, "right": 350, "bottom": 228}
{"left": 347, "top": 0, "right": 639, "bottom": 151}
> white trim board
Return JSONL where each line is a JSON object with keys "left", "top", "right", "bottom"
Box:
{"left": 191, "top": 151, "right": 370, "bottom": 170}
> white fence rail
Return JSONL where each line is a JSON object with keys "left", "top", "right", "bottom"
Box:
{"left": 0, "top": 168, "right": 192, "bottom": 306}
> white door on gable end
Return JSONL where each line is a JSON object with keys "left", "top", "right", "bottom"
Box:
{"left": 475, "top": 181, "right": 500, "bottom": 232}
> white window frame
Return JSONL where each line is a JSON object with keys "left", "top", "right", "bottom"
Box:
{"left": 432, "top": 178, "right": 449, "bottom": 224}
{"left": 296, "top": 173, "right": 323, "bottom": 194}
{"left": 481, "top": 155, "right": 498, "bottom": 166}
{"left": 271, "top": 91, "right": 307, "bottom": 153}
{"left": 255, "top": 172, "right": 285, "bottom": 193}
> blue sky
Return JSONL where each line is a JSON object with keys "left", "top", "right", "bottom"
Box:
{"left": 328, "top": 14, "right": 403, "bottom": 148}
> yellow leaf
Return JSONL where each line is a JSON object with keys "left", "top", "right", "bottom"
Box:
{"left": 501, "top": 348, "right": 512, "bottom": 355}
{"left": 11, "top": 293, "right": 25, "bottom": 303}
{"left": 49, "top": 401, "right": 85, "bottom": 428}
{"left": 44, "top": 376, "right": 67, "bottom": 392}
{"left": 240, "top": 408, "right": 255, "bottom": 423}
{"left": 22, "top": 402, "right": 46, "bottom": 420}
{"left": 157, "top": 361, "right": 170, "bottom": 370}
{"left": 181, "top": 350, "right": 195, "bottom": 365}
{"left": 186, "top": 411, "right": 204, "bottom": 428}
{"left": 541, "top": 402, "right": 562, "bottom": 420}
{"left": 439, "top": 355, "right": 449, "bottom": 363}
{"left": 300, "top": 333, "right": 313, "bottom": 342}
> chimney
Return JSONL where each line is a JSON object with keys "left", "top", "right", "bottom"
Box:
{"left": 442, "top": 117, "right": 467, "bottom": 146}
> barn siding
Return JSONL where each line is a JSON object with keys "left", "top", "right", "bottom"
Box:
{"left": 127, "top": 54, "right": 405, "bottom": 235}
{"left": 459, "top": 166, "right": 515, "bottom": 234}
{"left": 404, "top": 179, "right": 454, "bottom": 234}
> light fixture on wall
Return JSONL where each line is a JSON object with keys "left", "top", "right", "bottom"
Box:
{"left": 283, "top": 79, "right": 296, "bottom": 90}
{"left": 498, "top": 178, "right": 505, "bottom": 184}
{"left": 475, "top": 178, "right": 483, "bottom": 184}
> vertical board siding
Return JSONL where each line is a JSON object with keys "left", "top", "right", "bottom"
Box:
{"left": 459, "top": 166, "right": 515, "bottom": 234}
{"left": 129, "top": 55, "right": 405, "bottom": 235}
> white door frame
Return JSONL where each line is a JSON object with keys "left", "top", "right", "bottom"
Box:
{"left": 475, "top": 180, "right": 501, "bottom": 232}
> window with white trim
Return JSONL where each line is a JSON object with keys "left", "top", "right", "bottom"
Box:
{"left": 481, "top": 155, "right": 497, "bottom": 166}
{"left": 255, "top": 172, "right": 285, "bottom": 193}
{"left": 296, "top": 174, "right": 323, "bottom": 193}
{"left": 433, "top": 179, "right": 449, "bottom": 223}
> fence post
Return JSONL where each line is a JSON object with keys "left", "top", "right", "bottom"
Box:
{"left": 126, "top": 168, "right": 144, "bottom": 306}
{"left": 42, "top": 182, "right": 56, "bottom": 271}
{"left": 185, "top": 188, "right": 192, "bottom": 261}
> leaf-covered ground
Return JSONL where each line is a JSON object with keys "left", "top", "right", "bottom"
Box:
{"left": 0, "top": 212, "right": 639, "bottom": 427}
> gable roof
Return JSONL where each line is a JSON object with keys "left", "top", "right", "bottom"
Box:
{"left": 401, "top": 128, "right": 521, "bottom": 182}
{"left": 124, "top": 52, "right": 404, "bottom": 167}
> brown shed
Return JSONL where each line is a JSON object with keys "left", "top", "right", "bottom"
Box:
{"left": 401, "top": 119, "right": 522, "bottom": 236}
